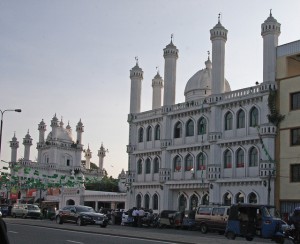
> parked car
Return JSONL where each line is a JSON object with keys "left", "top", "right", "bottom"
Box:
{"left": 195, "top": 205, "right": 230, "bottom": 234}
{"left": 11, "top": 204, "right": 42, "bottom": 219}
{"left": 159, "top": 210, "right": 177, "bottom": 228}
{"left": 56, "top": 205, "right": 108, "bottom": 227}
{"left": 0, "top": 205, "right": 9, "bottom": 218}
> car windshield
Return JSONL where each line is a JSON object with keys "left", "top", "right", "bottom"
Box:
{"left": 76, "top": 206, "right": 95, "bottom": 213}
{"left": 263, "top": 206, "right": 280, "bottom": 218}
{"left": 28, "top": 205, "right": 40, "bottom": 210}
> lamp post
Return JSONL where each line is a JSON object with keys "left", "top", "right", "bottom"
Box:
{"left": 0, "top": 109, "right": 22, "bottom": 159}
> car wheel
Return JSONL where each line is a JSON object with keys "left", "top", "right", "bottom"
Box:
{"left": 56, "top": 216, "right": 63, "bottom": 224}
{"left": 245, "top": 236, "right": 253, "bottom": 241}
{"left": 200, "top": 223, "right": 208, "bottom": 234}
{"left": 100, "top": 224, "right": 107, "bottom": 228}
{"left": 76, "top": 218, "right": 83, "bottom": 226}
{"left": 226, "top": 231, "right": 236, "bottom": 240}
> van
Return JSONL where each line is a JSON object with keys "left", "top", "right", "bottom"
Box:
{"left": 11, "top": 204, "right": 41, "bottom": 219}
{"left": 195, "top": 205, "right": 230, "bottom": 234}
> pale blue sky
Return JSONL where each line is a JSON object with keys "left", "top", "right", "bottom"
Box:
{"left": 0, "top": 0, "right": 299, "bottom": 177}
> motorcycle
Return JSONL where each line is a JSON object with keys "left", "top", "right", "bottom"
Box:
{"left": 284, "top": 224, "right": 300, "bottom": 244}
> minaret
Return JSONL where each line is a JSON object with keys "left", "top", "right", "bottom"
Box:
{"left": 76, "top": 119, "right": 84, "bottom": 144}
{"left": 38, "top": 119, "right": 46, "bottom": 143}
{"left": 97, "top": 143, "right": 107, "bottom": 170}
{"left": 10, "top": 133, "right": 19, "bottom": 163}
{"left": 163, "top": 35, "right": 178, "bottom": 106}
{"left": 152, "top": 70, "right": 164, "bottom": 109}
{"left": 261, "top": 10, "right": 281, "bottom": 83}
{"left": 210, "top": 14, "right": 228, "bottom": 95}
{"left": 84, "top": 145, "right": 92, "bottom": 169}
{"left": 129, "top": 57, "right": 143, "bottom": 114}
{"left": 50, "top": 114, "right": 59, "bottom": 139}
{"left": 23, "top": 130, "right": 32, "bottom": 160}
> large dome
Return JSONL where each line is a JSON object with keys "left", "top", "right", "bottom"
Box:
{"left": 47, "top": 126, "right": 73, "bottom": 142}
{"left": 184, "top": 59, "right": 231, "bottom": 101}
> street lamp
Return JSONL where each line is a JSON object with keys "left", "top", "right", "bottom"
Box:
{"left": 0, "top": 109, "right": 22, "bottom": 159}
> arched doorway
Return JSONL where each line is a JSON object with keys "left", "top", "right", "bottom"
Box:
{"left": 223, "top": 193, "right": 232, "bottom": 206}
{"left": 178, "top": 194, "right": 187, "bottom": 211}
{"left": 202, "top": 194, "right": 209, "bottom": 205}
{"left": 66, "top": 199, "right": 75, "bottom": 205}
{"left": 190, "top": 194, "right": 198, "bottom": 210}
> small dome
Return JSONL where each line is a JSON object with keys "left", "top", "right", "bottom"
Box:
{"left": 184, "top": 59, "right": 231, "bottom": 101}
{"left": 47, "top": 126, "right": 73, "bottom": 142}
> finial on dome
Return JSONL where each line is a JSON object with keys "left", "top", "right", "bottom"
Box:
{"left": 156, "top": 66, "right": 159, "bottom": 74}
{"left": 218, "top": 13, "right": 221, "bottom": 23}
{"left": 135, "top": 56, "right": 139, "bottom": 66}
{"left": 171, "top": 33, "right": 174, "bottom": 43}
{"left": 270, "top": 9, "right": 272, "bottom": 17}
{"left": 207, "top": 51, "right": 210, "bottom": 60}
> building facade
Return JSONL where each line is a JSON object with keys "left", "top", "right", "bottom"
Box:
{"left": 276, "top": 40, "right": 300, "bottom": 219}
{"left": 126, "top": 13, "right": 282, "bottom": 213}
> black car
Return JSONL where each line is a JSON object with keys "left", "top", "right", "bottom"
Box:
{"left": 56, "top": 205, "right": 108, "bottom": 227}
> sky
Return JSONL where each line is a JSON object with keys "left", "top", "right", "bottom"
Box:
{"left": 0, "top": 0, "right": 299, "bottom": 178}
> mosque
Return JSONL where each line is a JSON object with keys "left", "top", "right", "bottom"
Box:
{"left": 126, "top": 12, "right": 281, "bottom": 213}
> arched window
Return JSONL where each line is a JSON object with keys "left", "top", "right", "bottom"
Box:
{"left": 190, "top": 194, "right": 198, "bottom": 210}
{"left": 224, "top": 150, "right": 232, "bottom": 168}
{"left": 223, "top": 192, "right": 232, "bottom": 206}
{"left": 179, "top": 195, "right": 187, "bottom": 212}
{"left": 249, "top": 147, "right": 258, "bottom": 167}
{"left": 225, "top": 112, "right": 233, "bottom": 130}
{"left": 235, "top": 192, "right": 245, "bottom": 203}
{"left": 144, "top": 194, "right": 150, "bottom": 209}
{"left": 248, "top": 192, "right": 258, "bottom": 203}
{"left": 197, "top": 152, "right": 206, "bottom": 170}
{"left": 145, "top": 158, "right": 151, "bottom": 174}
{"left": 146, "top": 126, "right": 152, "bottom": 141}
{"left": 250, "top": 107, "right": 259, "bottom": 127}
{"left": 137, "top": 159, "right": 142, "bottom": 174}
{"left": 154, "top": 124, "right": 160, "bottom": 140}
{"left": 153, "top": 157, "right": 159, "bottom": 174}
{"left": 237, "top": 110, "right": 245, "bottom": 129}
{"left": 136, "top": 194, "right": 142, "bottom": 208}
{"left": 236, "top": 148, "right": 245, "bottom": 168}
{"left": 174, "top": 155, "right": 181, "bottom": 172}
{"left": 153, "top": 194, "right": 159, "bottom": 210}
{"left": 138, "top": 127, "right": 144, "bottom": 143}
{"left": 174, "top": 122, "right": 182, "bottom": 138}
{"left": 186, "top": 119, "right": 194, "bottom": 137}
{"left": 198, "top": 117, "right": 207, "bottom": 135}
{"left": 202, "top": 194, "right": 209, "bottom": 205}
{"left": 185, "top": 154, "right": 193, "bottom": 171}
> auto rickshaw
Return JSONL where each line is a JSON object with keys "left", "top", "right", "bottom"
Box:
{"left": 225, "top": 204, "right": 285, "bottom": 243}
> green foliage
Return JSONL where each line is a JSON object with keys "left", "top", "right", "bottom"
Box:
{"left": 267, "top": 90, "right": 285, "bottom": 126}
{"left": 85, "top": 175, "right": 119, "bottom": 192}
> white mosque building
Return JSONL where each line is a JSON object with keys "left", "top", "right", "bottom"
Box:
{"left": 126, "top": 12, "right": 280, "bottom": 213}
{"left": 7, "top": 114, "right": 119, "bottom": 207}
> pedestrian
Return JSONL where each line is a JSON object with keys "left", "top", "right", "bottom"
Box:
{"left": 138, "top": 208, "right": 145, "bottom": 227}
{"left": 132, "top": 208, "right": 138, "bottom": 227}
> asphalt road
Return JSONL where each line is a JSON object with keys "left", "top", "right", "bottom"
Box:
{"left": 4, "top": 218, "right": 282, "bottom": 244}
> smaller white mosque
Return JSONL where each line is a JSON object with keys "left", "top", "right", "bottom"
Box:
{"left": 7, "top": 114, "right": 109, "bottom": 205}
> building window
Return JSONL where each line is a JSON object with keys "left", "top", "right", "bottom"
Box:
{"left": 67, "top": 159, "right": 70, "bottom": 166}
{"left": 249, "top": 147, "right": 258, "bottom": 167}
{"left": 197, "top": 152, "right": 206, "bottom": 170}
{"left": 291, "top": 164, "right": 300, "bottom": 182}
{"left": 137, "top": 159, "right": 142, "bottom": 174}
{"left": 198, "top": 117, "right": 207, "bottom": 135}
{"left": 174, "top": 155, "right": 181, "bottom": 172}
{"left": 223, "top": 192, "right": 232, "bottom": 206}
{"left": 291, "top": 128, "right": 300, "bottom": 146}
{"left": 235, "top": 192, "right": 245, "bottom": 203}
{"left": 146, "top": 126, "right": 152, "bottom": 141}
{"left": 249, "top": 107, "right": 258, "bottom": 127}
{"left": 153, "top": 157, "right": 159, "bottom": 174}
{"left": 237, "top": 109, "right": 245, "bottom": 129}
{"left": 145, "top": 158, "right": 151, "bottom": 174}
{"left": 144, "top": 194, "right": 150, "bottom": 209}
{"left": 136, "top": 194, "right": 142, "bottom": 209}
{"left": 225, "top": 112, "right": 233, "bottom": 130}
{"left": 186, "top": 119, "right": 194, "bottom": 137}
{"left": 224, "top": 150, "right": 232, "bottom": 168}
{"left": 138, "top": 127, "right": 144, "bottom": 143}
{"left": 185, "top": 154, "right": 193, "bottom": 171}
{"left": 154, "top": 124, "right": 160, "bottom": 140}
{"left": 248, "top": 192, "right": 257, "bottom": 203}
{"left": 291, "top": 92, "right": 300, "bottom": 110}
{"left": 153, "top": 194, "right": 158, "bottom": 210}
{"left": 236, "top": 148, "right": 244, "bottom": 168}
{"left": 174, "top": 122, "right": 182, "bottom": 138}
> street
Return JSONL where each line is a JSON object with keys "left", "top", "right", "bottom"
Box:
{"left": 4, "top": 218, "right": 279, "bottom": 244}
